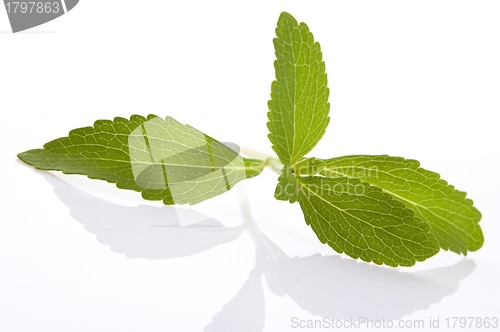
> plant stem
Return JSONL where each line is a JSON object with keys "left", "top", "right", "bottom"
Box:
{"left": 263, "top": 157, "right": 283, "bottom": 174}
{"left": 240, "top": 145, "right": 283, "bottom": 174}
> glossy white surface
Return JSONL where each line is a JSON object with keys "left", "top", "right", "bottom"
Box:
{"left": 1, "top": 1, "right": 499, "bottom": 331}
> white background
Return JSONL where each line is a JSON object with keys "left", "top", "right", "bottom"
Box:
{"left": 1, "top": 1, "right": 499, "bottom": 331}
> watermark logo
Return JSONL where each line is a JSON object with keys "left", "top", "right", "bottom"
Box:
{"left": 128, "top": 117, "right": 248, "bottom": 205}
{"left": 3, "top": 0, "right": 79, "bottom": 33}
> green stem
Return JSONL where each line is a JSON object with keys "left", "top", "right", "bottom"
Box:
{"left": 263, "top": 157, "right": 283, "bottom": 174}
{"left": 241, "top": 146, "right": 283, "bottom": 175}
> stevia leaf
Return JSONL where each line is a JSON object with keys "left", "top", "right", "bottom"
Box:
{"left": 321, "top": 155, "right": 484, "bottom": 254}
{"left": 276, "top": 167, "right": 440, "bottom": 267}
{"left": 291, "top": 157, "right": 326, "bottom": 175}
{"left": 275, "top": 166, "right": 301, "bottom": 203}
{"left": 18, "top": 115, "right": 265, "bottom": 205}
{"left": 267, "top": 11, "right": 330, "bottom": 166}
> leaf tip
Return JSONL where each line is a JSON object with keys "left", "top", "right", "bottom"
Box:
{"left": 17, "top": 150, "right": 36, "bottom": 166}
{"left": 278, "top": 11, "right": 295, "bottom": 22}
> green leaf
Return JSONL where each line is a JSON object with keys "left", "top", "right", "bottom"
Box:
{"left": 321, "top": 155, "right": 483, "bottom": 254}
{"left": 275, "top": 167, "right": 440, "bottom": 267}
{"left": 291, "top": 157, "right": 326, "bottom": 175}
{"left": 275, "top": 166, "right": 301, "bottom": 202}
{"left": 267, "top": 11, "right": 330, "bottom": 166}
{"left": 18, "top": 115, "right": 265, "bottom": 205}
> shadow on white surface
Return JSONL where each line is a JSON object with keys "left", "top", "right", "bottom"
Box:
{"left": 40, "top": 171, "right": 244, "bottom": 259}
{"left": 38, "top": 170, "right": 476, "bottom": 331}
